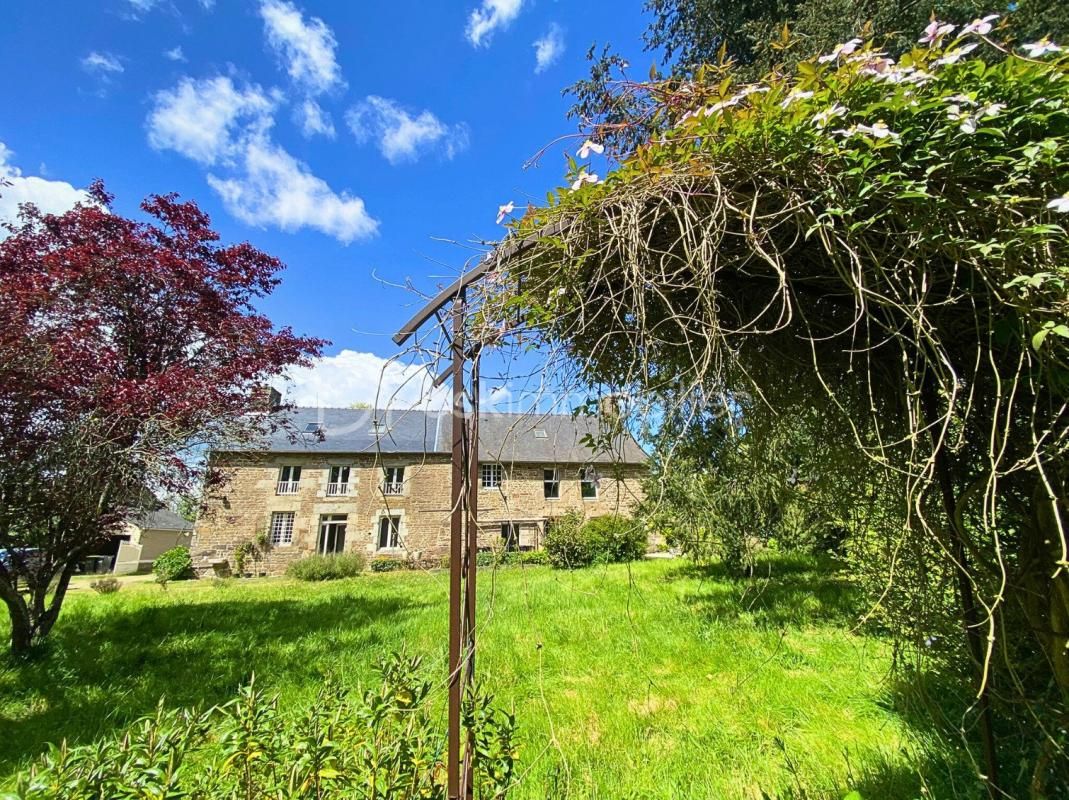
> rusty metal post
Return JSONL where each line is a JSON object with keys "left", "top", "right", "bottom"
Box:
{"left": 461, "top": 352, "right": 480, "bottom": 798}
{"left": 447, "top": 295, "right": 465, "bottom": 800}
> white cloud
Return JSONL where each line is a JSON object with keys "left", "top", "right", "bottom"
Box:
{"left": 281, "top": 350, "right": 445, "bottom": 408}
{"left": 533, "top": 24, "right": 564, "bottom": 73}
{"left": 126, "top": 0, "right": 160, "bottom": 12}
{"left": 206, "top": 133, "right": 378, "bottom": 244}
{"left": 146, "top": 76, "right": 278, "bottom": 166}
{"left": 147, "top": 74, "right": 373, "bottom": 243}
{"left": 164, "top": 46, "right": 187, "bottom": 62}
{"left": 347, "top": 96, "right": 469, "bottom": 164}
{"left": 259, "top": 0, "right": 343, "bottom": 94}
{"left": 81, "top": 51, "right": 124, "bottom": 75}
{"left": 0, "top": 143, "right": 93, "bottom": 234}
{"left": 466, "top": 0, "right": 524, "bottom": 47}
{"left": 297, "top": 99, "right": 335, "bottom": 138}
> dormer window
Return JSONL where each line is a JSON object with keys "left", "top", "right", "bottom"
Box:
{"left": 304, "top": 422, "right": 323, "bottom": 434}
{"left": 533, "top": 429, "right": 548, "bottom": 439}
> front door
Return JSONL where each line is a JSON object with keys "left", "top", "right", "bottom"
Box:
{"left": 318, "top": 514, "right": 347, "bottom": 554}
{"left": 501, "top": 523, "right": 520, "bottom": 551}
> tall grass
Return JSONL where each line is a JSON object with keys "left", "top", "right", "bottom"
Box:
{"left": 0, "top": 557, "right": 979, "bottom": 798}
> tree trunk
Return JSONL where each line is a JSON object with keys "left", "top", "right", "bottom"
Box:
{"left": 921, "top": 383, "right": 1001, "bottom": 797}
{"left": 0, "top": 556, "right": 80, "bottom": 656}
{"left": 1021, "top": 477, "right": 1069, "bottom": 701}
{"left": 35, "top": 559, "right": 79, "bottom": 641}
{"left": 0, "top": 578, "right": 34, "bottom": 655}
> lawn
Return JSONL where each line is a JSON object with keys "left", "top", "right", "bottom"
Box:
{"left": 0, "top": 557, "right": 976, "bottom": 799}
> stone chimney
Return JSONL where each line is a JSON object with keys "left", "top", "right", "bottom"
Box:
{"left": 598, "top": 394, "right": 624, "bottom": 434}
{"left": 251, "top": 385, "right": 282, "bottom": 413}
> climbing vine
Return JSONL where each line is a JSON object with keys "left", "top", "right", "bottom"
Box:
{"left": 482, "top": 18, "right": 1069, "bottom": 794}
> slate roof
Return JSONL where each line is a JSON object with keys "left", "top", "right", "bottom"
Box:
{"left": 224, "top": 407, "right": 647, "bottom": 465}
{"left": 130, "top": 507, "right": 194, "bottom": 532}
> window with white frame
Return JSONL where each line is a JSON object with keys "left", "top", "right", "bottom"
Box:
{"left": 318, "top": 514, "right": 347, "bottom": 554}
{"left": 269, "top": 511, "right": 295, "bottom": 545}
{"left": 580, "top": 466, "right": 599, "bottom": 500}
{"left": 480, "top": 463, "right": 503, "bottom": 490}
{"left": 382, "top": 466, "right": 405, "bottom": 496}
{"left": 377, "top": 515, "right": 401, "bottom": 549}
{"left": 327, "top": 465, "right": 351, "bottom": 496}
{"left": 543, "top": 468, "right": 560, "bottom": 499}
{"left": 276, "top": 465, "right": 301, "bottom": 495}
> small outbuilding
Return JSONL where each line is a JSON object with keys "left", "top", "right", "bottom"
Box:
{"left": 113, "top": 508, "right": 194, "bottom": 574}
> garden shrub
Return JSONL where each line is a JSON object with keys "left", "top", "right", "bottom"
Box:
{"left": 512, "top": 549, "right": 551, "bottom": 566}
{"left": 286, "top": 553, "right": 366, "bottom": 581}
{"left": 89, "top": 577, "right": 121, "bottom": 594}
{"left": 477, "top": 549, "right": 552, "bottom": 568}
{"left": 12, "top": 651, "right": 517, "bottom": 800}
{"left": 544, "top": 513, "right": 646, "bottom": 568}
{"left": 369, "top": 557, "right": 406, "bottom": 573}
{"left": 583, "top": 515, "right": 648, "bottom": 563}
{"left": 152, "top": 546, "right": 194, "bottom": 584}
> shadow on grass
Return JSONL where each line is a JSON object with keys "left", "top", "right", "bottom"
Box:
{"left": 667, "top": 554, "right": 863, "bottom": 629}
{"left": 0, "top": 590, "right": 430, "bottom": 775}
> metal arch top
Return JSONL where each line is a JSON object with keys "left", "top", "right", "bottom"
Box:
{"left": 391, "top": 220, "right": 565, "bottom": 346}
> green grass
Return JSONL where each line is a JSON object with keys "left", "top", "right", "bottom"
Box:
{"left": 0, "top": 556, "right": 976, "bottom": 799}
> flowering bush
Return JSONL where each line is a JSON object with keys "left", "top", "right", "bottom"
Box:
{"left": 487, "top": 19, "right": 1069, "bottom": 794}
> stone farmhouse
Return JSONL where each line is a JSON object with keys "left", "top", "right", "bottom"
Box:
{"left": 191, "top": 404, "right": 648, "bottom": 576}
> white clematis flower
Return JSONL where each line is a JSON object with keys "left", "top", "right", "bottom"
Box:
{"left": 919, "top": 20, "right": 956, "bottom": 45}
{"left": 933, "top": 42, "right": 979, "bottom": 66}
{"left": 812, "top": 103, "right": 848, "bottom": 128}
{"left": 571, "top": 171, "right": 600, "bottom": 191}
{"left": 962, "top": 14, "right": 998, "bottom": 35}
{"left": 818, "top": 38, "right": 863, "bottom": 63}
{"left": 578, "top": 139, "right": 605, "bottom": 159}
{"left": 1022, "top": 39, "right": 1062, "bottom": 57}
{"left": 859, "top": 121, "right": 899, "bottom": 140}
{"left": 496, "top": 201, "right": 515, "bottom": 225}
{"left": 1046, "top": 193, "right": 1069, "bottom": 213}
{"left": 779, "top": 89, "right": 814, "bottom": 108}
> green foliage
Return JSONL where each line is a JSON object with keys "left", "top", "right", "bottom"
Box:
{"left": 286, "top": 553, "right": 367, "bottom": 582}
{"left": 9, "top": 651, "right": 516, "bottom": 800}
{"left": 233, "top": 540, "right": 261, "bottom": 576}
{"left": 0, "top": 558, "right": 989, "bottom": 798}
{"left": 369, "top": 557, "right": 406, "bottom": 573}
{"left": 570, "top": 1, "right": 1069, "bottom": 151}
{"left": 498, "top": 26, "right": 1069, "bottom": 792}
{"left": 510, "top": 549, "right": 551, "bottom": 566}
{"left": 544, "top": 513, "right": 646, "bottom": 569}
{"left": 88, "top": 577, "right": 120, "bottom": 595}
{"left": 152, "top": 546, "right": 194, "bottom": 585}
{"left": 476, "top": 549, "right": 553, "bottom": 568}
{"left": 640, "top": 407, "right": 862, "bottom": 575}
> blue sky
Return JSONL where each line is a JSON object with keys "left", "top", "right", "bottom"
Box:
{"left": 0, "top": 0, "right": 654, "bottom": 406}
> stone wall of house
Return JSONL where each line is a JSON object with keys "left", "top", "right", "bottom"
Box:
{"left": 191, "top": 452, "right": 647, "bottom": 577}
